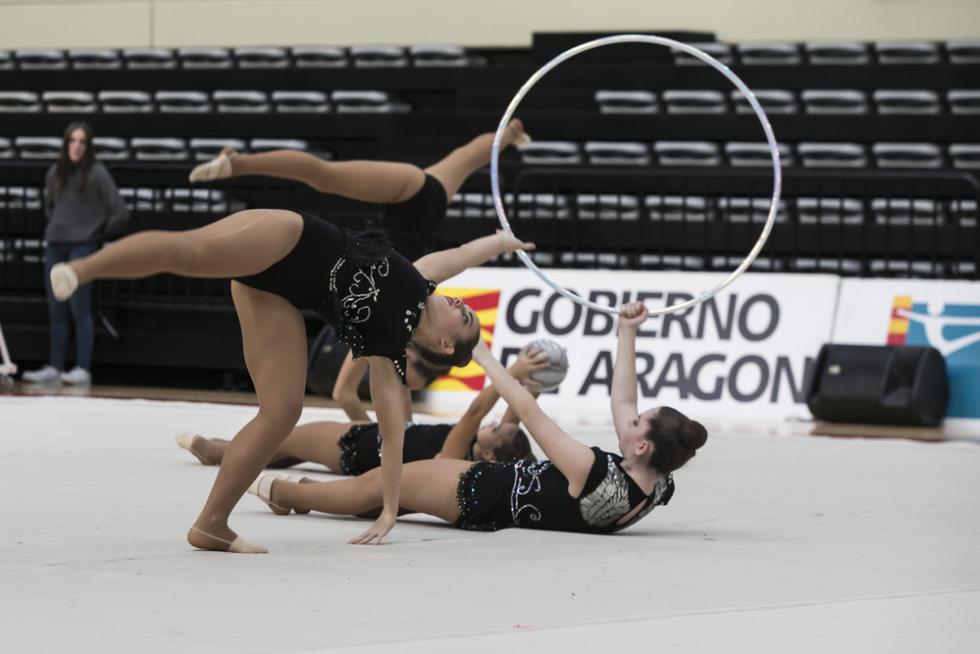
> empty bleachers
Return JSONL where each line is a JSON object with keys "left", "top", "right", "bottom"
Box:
{"left": 1, "top": 31, "right": 977, "bottom": 375}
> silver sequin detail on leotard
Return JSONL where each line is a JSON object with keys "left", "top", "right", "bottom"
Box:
{"left": 329, "top": 256, "right": 390, "bottom": 324}
{"left": 578, "top": 454, "right": 632, "bottom": 528}
{"left": 510, "top": 460, "right": 552, "bottom": 523}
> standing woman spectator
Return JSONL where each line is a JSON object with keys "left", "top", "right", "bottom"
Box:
{"left": 22, "top": 122, "right": 128, "bottom": 386}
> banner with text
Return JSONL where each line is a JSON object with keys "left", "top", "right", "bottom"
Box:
{"left": 427, "top": 268, "right": 839, "bottom": 421}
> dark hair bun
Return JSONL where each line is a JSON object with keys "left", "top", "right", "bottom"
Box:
{"left": 680, "top": 420, "right": 708, "bottom": 452}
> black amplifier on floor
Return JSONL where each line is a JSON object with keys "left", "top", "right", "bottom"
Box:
{"left": 306, "top": 324, "right": 372, "bottom": 399}
{"left": 805, "top": 344, "right": 948, "bottom": 427}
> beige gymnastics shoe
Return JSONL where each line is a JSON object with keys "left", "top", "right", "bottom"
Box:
{"left": 188, "top": 153, "right": 232, "bottom": 183}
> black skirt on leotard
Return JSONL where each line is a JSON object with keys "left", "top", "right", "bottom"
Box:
{"left": 234, "top": 211, "right": 434, "bottom": 383}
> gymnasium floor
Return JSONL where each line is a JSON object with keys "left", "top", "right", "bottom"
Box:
{"left": 1, "top": 393, "right": 977, "bottom": 653}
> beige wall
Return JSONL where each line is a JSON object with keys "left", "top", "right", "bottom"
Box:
{"left": 1, "top": 0, "right": 978, "bottom": 49}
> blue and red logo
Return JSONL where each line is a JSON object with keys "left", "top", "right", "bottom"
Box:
{"left": 889, "top": 295, "right": 980, "bottom": 418}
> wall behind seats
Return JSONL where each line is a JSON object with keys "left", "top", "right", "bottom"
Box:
{"left": 1, "top": 0, "right": 978, "bottom": 49}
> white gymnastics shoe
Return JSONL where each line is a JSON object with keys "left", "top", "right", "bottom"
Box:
{"left": 189, "top": 153, "right": 232, "bottom": 183}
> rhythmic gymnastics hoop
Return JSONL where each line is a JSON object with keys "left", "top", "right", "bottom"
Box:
{"left": 490, "top": 34, "right": 782, "bottom": 317}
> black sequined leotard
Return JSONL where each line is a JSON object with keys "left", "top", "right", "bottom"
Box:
{"left": 235, "top": 211, "right": 434, "bottom": 383}
{"left": 455, "top": 447, "right": 674, "bottom": 534}
{"left": 337, "top": 423, "right": 472, "bottom": 475}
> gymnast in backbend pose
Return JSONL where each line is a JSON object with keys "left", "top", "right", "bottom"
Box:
{"left": 175, "top": 346, "right": 550, "bottom": 473}
{"left": 48, "top": 145, "right": 536, "bottom": 553}
{"left": 249, "top": 303, "right": 707, "bottom": 536}
{"left": 191, "top": 119, "right": 532, "bottom": 422}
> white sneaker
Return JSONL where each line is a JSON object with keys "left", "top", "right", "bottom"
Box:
{"left": 60, "top": 367, "right": 92, "bottom": 386}
{"left": 50, "top": 263, "right": 79, "bottom": 301}
{"left": 22, "top": 365, "right": 62, "bottom": 384}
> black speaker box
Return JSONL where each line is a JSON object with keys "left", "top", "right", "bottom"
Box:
{"left": 306, "top": 325, "right": 369, "bottom": 398}
{"left": 806, "top": 344, "right": 948, "bottom": 427}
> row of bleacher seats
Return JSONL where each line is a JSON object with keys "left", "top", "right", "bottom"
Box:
{"left": 519, "top": 141, "right": 980, "bottom": 169}
{"left": 0, "top": 90, "right": 407, "bottom": 114}
{"left": 3, "top": 136, "right": 978, "bottom": 169}
{"left": 509, "top": 253, "right": 972, "bottom": 277}
{"left": 0, "top": 185, "right": 243, "bottom": 214}
{"left": 448, "top": 193, "right": 977, "bottom": 226}
{"left": 596, "top": 89, "right": 980, "bottom": 115}
{"left": 2, "top": 41, "right": 980, "bottom": 71}
{"left": 0, "top": 137, "right": 316, "bottom": 161}
{"left": 2, "top": 182, "right": 974, "bottom": 228}
{"left": 4, "top": 88, "right": 979, "bottom": 115}
{"left": 0, "top": 46, "right": 482, "bottom": 70}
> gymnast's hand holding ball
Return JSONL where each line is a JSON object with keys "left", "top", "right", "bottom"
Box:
{"left": 508, "top": 346, "right": 553, "bottom": 387}
{"left": 518, "top": 339, "right": 569, "bottom": 392}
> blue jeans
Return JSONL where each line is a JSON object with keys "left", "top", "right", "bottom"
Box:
{"left": 44, "top": 242, "right": 99, "bottom": 371}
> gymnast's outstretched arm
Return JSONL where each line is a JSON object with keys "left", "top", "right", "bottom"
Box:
{"left": 348, "top": 357, "right": 405, "bottom": 545}
{"left": 413, "top": 230, "right": 535, "bottom": 285}
{"left": 471, "top": 342, "right": 595, "bottom": 497}
{"left": 611, "top": 302, "right": 649, "bottom": 440}
{"left": 437, "top": 347, "right": 549, "bottom": 460}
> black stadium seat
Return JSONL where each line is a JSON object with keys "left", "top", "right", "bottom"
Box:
{"left": 99, "top": 90, "right": 153, "bottom": 113}
{"left": 731, "top": 89, "right": 797, "bottom": 114}
{"left": 14, "top": 48, "right": 66, "bottom": 70}
{"left": 14, "top": 137, "right": 61, "bottom": 159}
{"left": 122, "top": 48, "right": 176, "bottom": 69}
{"left": 272, "top": 91, "right": 330, "bottom": 113}
{"left": 737, "top": 42, "right": 801, "bottom": 65}
{"left": 291, "top": 46, "right": 347, "bottom": 68}
{"left": 873, "top": 90, "right": 940, "bottom": 114}
{"left": 233, "top": 47, "right": 289, "bottom": 69}
{"left": 155, "top": 91, "right": 211, "bottom": 113}
{"left": 805, "top": 41, "right": 870, "bottom": 65}
{"left": 43, "top": 91, "right": 97, "bottom": 113}
{"left": 68, "top": 48, "right": 120, "bottom": 70}
{"left": 595, "top": 90, "right": 659, "bottom": 114}
{"left": 0, "top": 92, "right": 41, "bottom": 113}
{"left": 178, "top": 47, "right": 232, "bottom": 69}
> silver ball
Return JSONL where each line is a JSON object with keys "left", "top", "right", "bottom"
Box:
{"left": 520, "top": 338, "right": 569, "bottom": 392}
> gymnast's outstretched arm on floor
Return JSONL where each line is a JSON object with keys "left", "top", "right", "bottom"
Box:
{"left": 471, "top": 342, "right": 594, "bottom": 497}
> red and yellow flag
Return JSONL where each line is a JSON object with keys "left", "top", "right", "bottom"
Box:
{"left": 887, "top": 295, "right": 913, "bottom": 346}
{"left": 430, "top": 287, "right": 501, "bottom": 391}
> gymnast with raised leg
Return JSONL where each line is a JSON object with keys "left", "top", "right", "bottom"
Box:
{"left": 191, "top": 119, "right": 531, "bottom": 422}
{"left": 249, "top": 303, "right": 707, "bottom": 535}
{"left": 48, "top": 164, "right": 535, "bottom": 552}
{"left": 175, "top": 346, "right": 550, "bottom": 473}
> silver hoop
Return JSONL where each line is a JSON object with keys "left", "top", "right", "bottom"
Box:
{"left": 490, "top": 34, "right": 782, "bottom": 317}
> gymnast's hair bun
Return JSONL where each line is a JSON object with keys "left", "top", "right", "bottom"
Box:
{"left": 680, "top": 419, "right": 708, "bottom": 452}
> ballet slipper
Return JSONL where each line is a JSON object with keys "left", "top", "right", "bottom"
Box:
{"left": 175, "top": 432, "right": 216, "bottom": 465}
{"left": 506, "top": 118, "right": 532, "bottom": 147}
{"left": 189, "top": 153, "right": 232, "bottom": 183}
{"left": 248, "top": 473, "right": 293, "bottom": 515}
{"left": 266, "top": 471, "right": 315, "bottom": 514}
{"left": 189, "top": 526, "right": 267, "bottom": 554}
{"left": 49, "top": 263, "right": 79, "bottom": 301}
